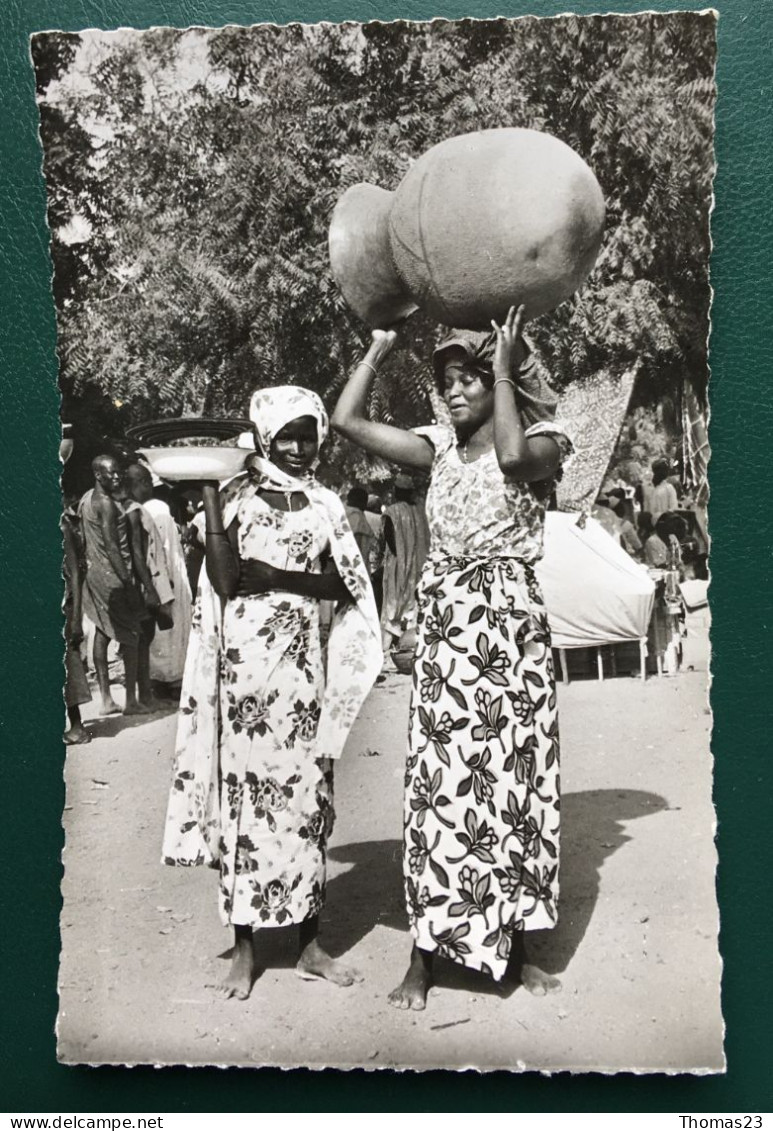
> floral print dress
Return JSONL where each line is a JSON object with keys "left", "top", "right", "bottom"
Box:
{"left": 404, "top": 423, "right": 571, "bottom": 980}
{"left": 217, "top": 493, "right": 336, "bottom": 926}
{"left": 165, "top": 490, "right": 338, "bottom": 928}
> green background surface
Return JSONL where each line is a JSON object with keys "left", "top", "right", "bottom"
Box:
{"left": 2, "top": 0, "right": 770, "bottom": 1112}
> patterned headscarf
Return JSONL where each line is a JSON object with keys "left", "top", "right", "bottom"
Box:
{"left": 248, "top": 385, "right": 329, "bottom": 469}
{"left": 432, "top": 329, "right": 558, "bottom": 429}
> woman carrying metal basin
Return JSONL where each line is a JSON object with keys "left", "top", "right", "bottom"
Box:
{"left": 161, "top": 387, "right": 382, "bottom": 1000}
{"left": 333, "top": 307, "right": 572, "bottom": 1010}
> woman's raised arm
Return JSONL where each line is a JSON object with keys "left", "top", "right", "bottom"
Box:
{"left": 491, "top": 307, "right": 562, "bottom": 482}
{"left": 332, "top": 330, "right": 434, "bottom": 472}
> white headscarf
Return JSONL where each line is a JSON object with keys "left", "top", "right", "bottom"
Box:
{"left": 249, "top": 385, "right": 328, "bottom": 460}
{"left": 162, "top": 386, "right": 383, "bottom": 869}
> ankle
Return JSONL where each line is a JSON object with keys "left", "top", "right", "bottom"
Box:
{"left": 299, "top": 936, "right": 323, "bottom": 962}
{"left": 298, "top": 915, "right": 319, "bottom": 955}
{"left": 412, "top": 946, "right": 433, "bottom": 975}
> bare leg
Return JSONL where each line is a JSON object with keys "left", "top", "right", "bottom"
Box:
{"left": 121, "top": 641, "right": 147, "bottom": 714}
{"left": 137, "top": 621, "right": 158, "bottom": 709}
{"left": 507, "top": 932, "right": 561, "bottom": 996}
{"left": 296, "top": 914, "right": 362, "bottom": 986}
{"left": 63, "top": 705, "right": 90, "bottom": 744}
{"left": 216, "top": 924, "right": 258, "bottom": 1000}
{"left": 380, "top": 628, "right": 398, "bottom": 667}
{"left": 388, "top": 944, "right": 433, "bottom": 1011}
{"left": 93, "top": 629, "right": 120, "bottom": 714}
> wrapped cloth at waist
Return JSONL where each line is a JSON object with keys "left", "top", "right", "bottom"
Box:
{"left": 419, "top": 553, "right": 550, "bottom": 648}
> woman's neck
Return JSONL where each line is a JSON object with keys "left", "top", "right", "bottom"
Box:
{"left": 456, "top": 418, "right": 494, "bottom": 450}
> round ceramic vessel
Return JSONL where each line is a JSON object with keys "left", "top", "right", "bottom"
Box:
{"left": 329, "top": 183, "right": 418, "bottom": 328}
{"left": 388, "top": 128, "right": 605, "bottom": 328}
{"left": 328, "top": 128, "right": 605, "bottom": 330}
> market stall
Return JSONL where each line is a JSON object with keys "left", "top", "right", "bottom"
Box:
{"left": 536, "top": 511, "right": 656, "bottom": 680}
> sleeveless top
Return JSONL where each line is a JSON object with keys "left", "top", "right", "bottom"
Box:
{"left": 414, "top": 423, "right": 572, "bottom": 565}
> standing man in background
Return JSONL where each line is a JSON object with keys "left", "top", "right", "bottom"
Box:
{"left": 80, "top": 455, "right": 157, "bottom": 715}
{"left": 638, "top": 458, "right": 679, "bottom": 524}
{"left": 126, "top": 462, "right": 191, "bottom": 695}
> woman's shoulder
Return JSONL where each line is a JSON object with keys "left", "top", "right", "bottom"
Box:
{"left": 221, "top": 470, "right": 251, "bottom": 494}
{"left": 220, "top": 471, "right": 259, "bottom": 523}
{"left": 411, "top": 423, "right": 455, "bottom": 457}
{"left": 311, "top": 482, "right": 346, "bottom": 515}
{"left": 525, "top": 420, "right": 574, "bottom": 463}
{"left": 227, "top": 471, "right": 266, "bottom": 505}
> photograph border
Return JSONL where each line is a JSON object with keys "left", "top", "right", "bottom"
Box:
{"left": 2, "top": 0, "right": 771, "bottom": 1110}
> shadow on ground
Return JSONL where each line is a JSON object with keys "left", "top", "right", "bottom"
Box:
{"left": 243, "top": 838, "right": 406, "bottom": 972}
{"left": 309, "top": 788, "right": 668, "bottom": 994}
{"left": 533, "top": 787, "right": 668, "bottom": 975}
{"left": 83, "top": 702, "right": 177, "bottom": 740}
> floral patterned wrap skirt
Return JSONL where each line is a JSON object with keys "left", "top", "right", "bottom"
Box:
{"left": 164, "top": 588, "right": 335, "bottom": 929}
{"left": 216, "top": 591, "right": 336, "bottom": 927}
{"left": 404, "top": 554, "right": 560, "bottom": 981}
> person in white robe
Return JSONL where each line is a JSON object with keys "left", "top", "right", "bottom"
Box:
{"left": 126, "top": 463, "right": 192, "bottom": 686}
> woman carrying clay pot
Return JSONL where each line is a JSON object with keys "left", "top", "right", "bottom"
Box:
{"left": 333, "top": 307, "right": 572, "bottom": 1010}
{"left": 162, "top": 387, "right": 381, "bottom": 1000}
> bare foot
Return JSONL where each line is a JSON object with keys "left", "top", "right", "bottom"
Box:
{"left": 215, "top": 936, "right": 258, "bottom": 1000}
{"left": 520, "top": 962, "right": 562, "bottom": 996}
{"left": 123, "top": 701, "right": 151, "bottom": 716}
{"left": 387, "top": 948, "right": 432, "bottom": 1011}
{"left": 99, "top": 697, "right": 121, "bottom": 716}
{"left": 296, "top": 939, "right": 362, "bottom": 987}
{"left": 506, "top": 935, "right": 561, "bottom": 996}
{"left": 63, "top": 724, "right": 91, "bottom": 745}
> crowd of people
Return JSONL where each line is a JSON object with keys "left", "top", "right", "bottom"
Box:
{"left": 61, "top": 448, "right": 193, "bottom": 743}
{"left": 61, "top": 305, "right": 702, "bottom": 1011}
{"left": 592, "top": 457, "right": 707, "bottom": 574}
{"left": 591, "top": 456, "right": 708, "bottom": 676}
{"left": 61, "top": 443, "right": 433, "bottom": 747}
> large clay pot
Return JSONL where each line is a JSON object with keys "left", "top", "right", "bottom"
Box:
{"left": 329, "top": 128, "right": 605, "bottom": 330}
{"left": 329, "top": 184, "right": 418, "bottom": 328}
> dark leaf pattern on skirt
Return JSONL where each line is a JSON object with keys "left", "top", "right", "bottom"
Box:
{"left": 403, "top": 554, "right": 560, "bottom": 981}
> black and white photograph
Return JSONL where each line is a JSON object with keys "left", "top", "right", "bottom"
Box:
{"left": 32, "top": 12, "right": 721, "bottom": 1071}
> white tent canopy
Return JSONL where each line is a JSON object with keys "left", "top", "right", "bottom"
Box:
{"left": 536, "top": 512, "right": 655, "bottom": 649}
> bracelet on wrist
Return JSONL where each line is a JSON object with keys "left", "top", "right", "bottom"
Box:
{"left": 358, "top": 360, "right": 380, "bottom": 378}
{"left": 206, "top": 530, "right": 228, "bottom": 537}
{"left": 493, "top": 377, "right": 516, "bottom": 389}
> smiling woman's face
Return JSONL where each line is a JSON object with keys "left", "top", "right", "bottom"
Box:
{"left": 442, "top": 358, "right": 495, "bottom": 435}
{"left": 269, "top": 415, "right": 319, "bottom": 476}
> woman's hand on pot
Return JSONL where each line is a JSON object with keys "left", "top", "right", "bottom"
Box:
{"left": 491, "top": 304, "right": 526, "bottom": 377}
{"left": 237, "top": 559, "right": 279, "bottom": 595}
{"left": 368, "top": 327, "right": 399, "bottom": 365}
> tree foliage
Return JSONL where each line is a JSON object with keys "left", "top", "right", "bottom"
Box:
{"left": 33, "top": 14, "right": 715, "bottom": 488}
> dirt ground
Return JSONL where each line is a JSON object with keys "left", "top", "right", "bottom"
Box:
{"left": 58, "top": 615, "right": 723, "bottom": 1073}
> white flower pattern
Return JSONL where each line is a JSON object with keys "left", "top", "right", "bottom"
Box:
{"left": 162, "top": 478, "right": 382, "bottom": 928}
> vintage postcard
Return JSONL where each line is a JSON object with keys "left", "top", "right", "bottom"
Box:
{"left": 32, "top": 12, "right": 722, "bottom": 1071}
